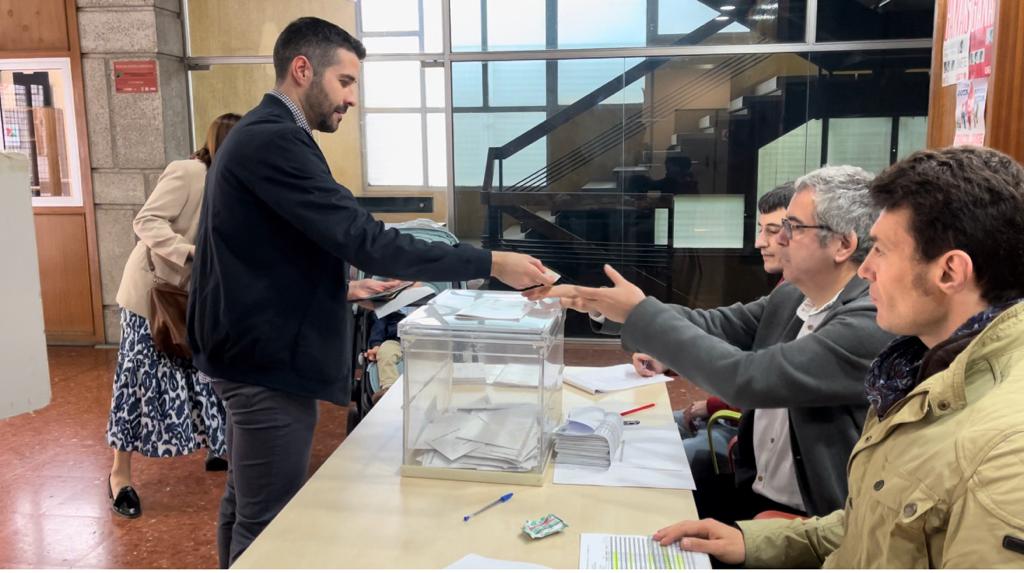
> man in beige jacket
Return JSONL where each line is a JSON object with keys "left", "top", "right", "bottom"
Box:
{"left": 654, "top": 146, "right": 1024, "bottom": 568}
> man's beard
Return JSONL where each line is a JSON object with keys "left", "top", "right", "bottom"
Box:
{"left": 304, "top": 79, "right": 347, "bottom": 133}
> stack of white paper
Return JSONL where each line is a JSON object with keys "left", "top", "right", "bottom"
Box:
{"left": 414, "top": 404, "right": 541, "bottom": 472}
{"left": 554, "top": 423, "right": 695, "bottom": 490}
{"left": 554, "top": 406, "right": 623, "bottom": 468}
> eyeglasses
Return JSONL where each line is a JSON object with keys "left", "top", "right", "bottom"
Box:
{"left": 781, "top": 217, "right": 833, "bottom": 240}
{"left": 757, "top": 223, "right": 783, "bottom": 237}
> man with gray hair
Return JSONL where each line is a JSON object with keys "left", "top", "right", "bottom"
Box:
{"left": 527, "top": 165, "right": 894, "bottom": 524}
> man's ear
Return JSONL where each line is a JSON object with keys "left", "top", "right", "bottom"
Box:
{"left": 291, "top": 55, "right": 314, "bottom": 87}
{"left": 833, "top": 232, "right": 858, "bottom": 264}
{"left": 936, "top": 249, "right": 975, "bottom": 295}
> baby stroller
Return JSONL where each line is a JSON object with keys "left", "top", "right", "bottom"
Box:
{"left": 347, "top": 219, "right": 469, "bottom": 432}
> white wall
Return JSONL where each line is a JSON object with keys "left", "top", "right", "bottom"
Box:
{"left": 0, "top": 152, "right": 51, "bottom": 419}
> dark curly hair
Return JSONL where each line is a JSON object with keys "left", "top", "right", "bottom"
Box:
{"left": 869, "top": 146, "right": 1024, "bottom": 305}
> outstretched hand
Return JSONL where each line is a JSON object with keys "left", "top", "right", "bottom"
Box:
{"left": 523, "top": 264, "right": 645, "bottom": 323}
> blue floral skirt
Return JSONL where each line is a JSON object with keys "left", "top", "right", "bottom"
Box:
{"left": 106, "top": 308, "right": 227, "bottom": 457}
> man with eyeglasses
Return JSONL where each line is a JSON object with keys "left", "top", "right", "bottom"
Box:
{"left": 632, "top": 182, "right": 793, "bottom": 492}
{"left": 527, "top": 165, "right": 894, "bottom": 524}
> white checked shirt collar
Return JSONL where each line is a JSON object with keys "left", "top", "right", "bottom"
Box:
{"left": 268, "top": 89, "right": 312, "bottom": 135}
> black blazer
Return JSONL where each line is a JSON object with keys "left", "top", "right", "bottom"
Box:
{"left": 187, "top": 95, "right": 491, "bottom": 404}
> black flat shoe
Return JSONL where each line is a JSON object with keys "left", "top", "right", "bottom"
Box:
{"left": 107, "top": 475, "right": 142, "bottom": 519}
{"left": 205, "top": 455, "right": 228, "bottom": 472}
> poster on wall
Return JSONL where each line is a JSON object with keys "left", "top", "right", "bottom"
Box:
{"left": 953, "top": 78, "right": 988, "bottom": 146}
{"left": 942, "top": 0, "right": 971, "bottom": 86}
{"left": 968, "top": 0, "right": 997, "bottom": 79}
{"left": 942, "top": 0, "right": 998, "bottom": 85}
{"left": 942, "top": 34, "right": 969, "bottom": 85}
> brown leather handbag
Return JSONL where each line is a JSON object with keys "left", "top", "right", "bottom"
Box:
{"left": 147, "top": 248, "right": 192, "bottom": 359}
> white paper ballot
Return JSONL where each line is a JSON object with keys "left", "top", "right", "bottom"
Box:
{"left": 455, "top": 297, "right": 531, "bottom": 320}
{"left": 579, "top": 533, "right": 711, "bottom": 570}
{"left": 564, "top": 364, "right": 672, "bottom": 394}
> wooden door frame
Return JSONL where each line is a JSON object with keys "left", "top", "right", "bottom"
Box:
{"left": 2, "top": 0, "right": 104, "bottom": 344}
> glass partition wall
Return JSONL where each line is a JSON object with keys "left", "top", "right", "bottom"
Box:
{"left": 185, "top": 0, "right": 934, "bottom": 337}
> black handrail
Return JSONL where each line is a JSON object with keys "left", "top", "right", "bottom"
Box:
{"left": 480, "top": 16, "right": 738, "bottom": 192}
{"left": 505, "top": 52, "right": 770, "bottom": 193}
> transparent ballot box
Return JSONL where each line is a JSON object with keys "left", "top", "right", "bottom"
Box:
{"left": 398, "top": 290, "right": 565, "bottom": 486}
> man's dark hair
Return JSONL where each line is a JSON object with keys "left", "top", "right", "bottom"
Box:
{"left": 757, "top": 181, "right": 795, "bottom": 214}
{"left": 273, "top": 17, "right": 366, "bottom": 82}
{"left": 870, "top": 146, "right": 1024, "bottom": 304}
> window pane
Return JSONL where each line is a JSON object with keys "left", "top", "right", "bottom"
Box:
{"left": 426, "top": 113, "right": 447, "bottom": 187}
{"left": 558, "top": 58, "right": 644, "bottom": 105}
{"left": 362, "top": 36, "right": 421, "bottom": 54}
{"left": 654, "top": 195, "right": 746, "bottom": 248}
{"left": 488, "top": 61, "right": 546, "bottom": 107}
{"left": 423, "top": 0, "right": 443, "bottom": 52}
{"left": 360, "top": 0, "right": 419, "bottom": 32}
{"left": 558, "top": 0, "right": 645, "bottom": 49}
{"left": 656, "top": 0, "right": 804, "bottom": 44}
{"left": 452, "top": 62, "right": 483, "bottom": 107}
{"left": 450, "top": 0, "right": 804, "bottom": 51}
{"left": 817, "top": 0, "right": 934, "bottom": 41}
{"left": 424, "top": 67, "right": 444, "bottom": 108}
{"left": 757, "top": 120, "right": 822, "bottom": 197}
{"left": 453, "top": 112, "right": 546, "bottom": 187}
{"left": 450, "top": 0, "right": 482, "bottom": 51}
{"left": 366, "top": 113, "right": 423, "bottom": 186}
{"left": 897, "top": 116, "right": 927, "bottom": 161}
{"left": 826, "top": 117, "right": 892, "bottom": 176}
{"left": 363, "top": 61, "right": 422, "bottom": 108}
{"left": 486, "top": 0, "right": 546, "bottom": 51}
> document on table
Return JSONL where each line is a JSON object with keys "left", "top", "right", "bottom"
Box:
{"left": 554, "top": 423, "right": 695, "bottom": 490}
{"left": 446, "top": 553, "right": 549, "bottom": 569}
{"left": 564, "top": 364, "right": 672, "bottom": 394}
{"left": 579, "top": 534, "right": 711, "bottom": 569}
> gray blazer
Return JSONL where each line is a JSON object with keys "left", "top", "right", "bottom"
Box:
{"left": 617, "top": 277, "right": 894, "bottom": 516}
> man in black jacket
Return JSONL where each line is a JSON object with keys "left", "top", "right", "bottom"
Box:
{"left": 187, "top": 17, "right": 551, "bottom": 567}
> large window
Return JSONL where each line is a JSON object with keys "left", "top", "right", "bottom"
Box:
{"left": 184, "top": 0, "right": 934, "bottom": 337}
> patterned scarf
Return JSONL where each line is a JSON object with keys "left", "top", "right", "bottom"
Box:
{"left": 865, "top": 299, "right": 1022, "bottom": 419}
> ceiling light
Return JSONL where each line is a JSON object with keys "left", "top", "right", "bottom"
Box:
{"left": 715, "top": 15, "right": 730, "bottom": 21}
{"left": 720, "top": 4, "right": 736, "bottom": 10}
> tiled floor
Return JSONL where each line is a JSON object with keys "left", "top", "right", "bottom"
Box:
{"left": 0, "top": 344, "right": 705, "bottom": 568}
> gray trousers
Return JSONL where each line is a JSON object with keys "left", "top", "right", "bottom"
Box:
{"left": 208, "top": 377, "right": 318, "bottom": 568}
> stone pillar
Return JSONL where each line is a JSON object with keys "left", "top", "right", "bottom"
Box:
{"left": 77, "top": 0, "right": 190, "bottom": 343}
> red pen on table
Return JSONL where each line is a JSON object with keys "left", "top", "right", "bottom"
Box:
{"left": 620, "top": 402, "right": 655, "bottom": 416}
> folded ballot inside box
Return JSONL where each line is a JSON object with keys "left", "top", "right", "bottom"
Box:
{"left": 554, "top": 406, "right": 624, "bottom": 468}
{"left": 399, "top": 290, "right": 565, "bottom": 486}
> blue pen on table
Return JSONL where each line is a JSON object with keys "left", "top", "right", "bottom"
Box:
{"left": 463, "top": 492, "right": 514, "bottom": 522}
